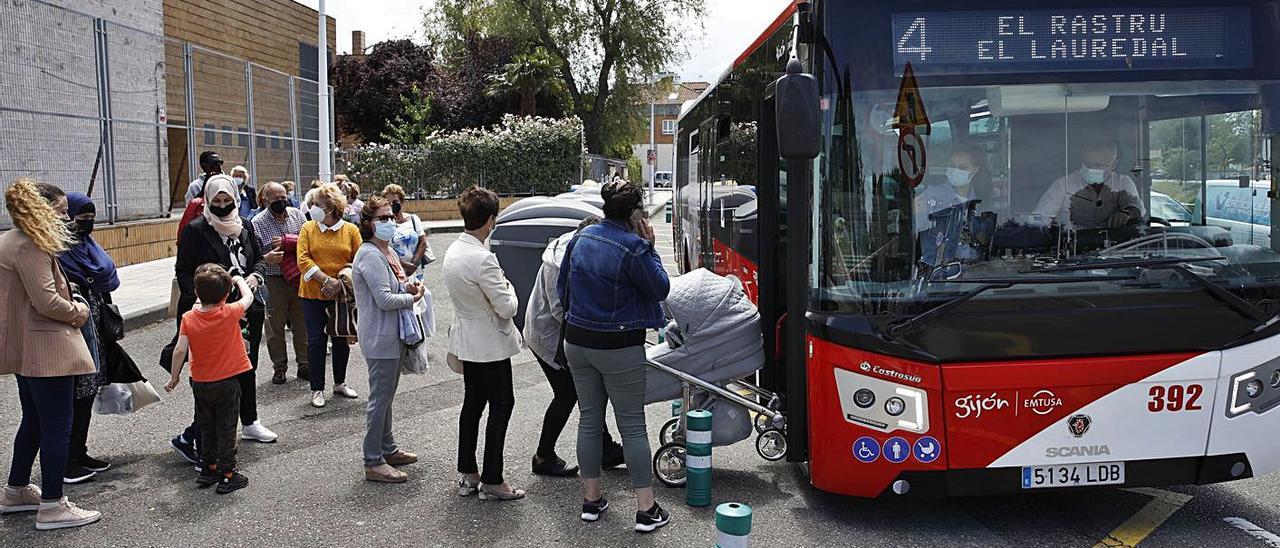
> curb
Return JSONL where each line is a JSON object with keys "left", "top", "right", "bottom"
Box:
{"left": 124, "top": 305, "right": 170, "bottom": 332}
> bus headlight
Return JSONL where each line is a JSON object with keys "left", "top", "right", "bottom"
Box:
{"left": 1246, "top": 379, "right": 1264, "bottom": 399}
{"left": 884, "top": 397, "right": 905, "bottom": 416}
{"left": 1270, "top": 370, "right": 1280, "bottom": 389}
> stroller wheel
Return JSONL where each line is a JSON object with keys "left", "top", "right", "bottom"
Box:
{"left": 756, "top": 429, "right": 787, "bottom": 461}
{"left": 754, "top": 412, "right": 771, "bottom": 434}
{"left": 653, "top": 442, "right": 688, "bottom": 487}
{"left": 659, "top": 417, "right": 683, "bottom": 445}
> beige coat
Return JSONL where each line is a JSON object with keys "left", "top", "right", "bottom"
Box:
{"left": 0, "top": 229, "right": 94, "bottom": 377}
{"left": 442, "top": 233, "right": 522, "bottom": 363}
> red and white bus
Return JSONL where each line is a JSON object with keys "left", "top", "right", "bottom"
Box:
{"left": 675, "top": 0, "right": 1280, "bottom": 497}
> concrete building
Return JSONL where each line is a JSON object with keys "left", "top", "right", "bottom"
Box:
{"left": 631, "top": 80, "right": 709, "bottom": 187}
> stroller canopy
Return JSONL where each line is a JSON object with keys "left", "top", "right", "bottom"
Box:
{"left": 664, "top": 268, "right": 758, "bottom": 342}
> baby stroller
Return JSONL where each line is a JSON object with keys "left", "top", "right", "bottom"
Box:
{"left": 644, "top": 269, "right": 787, "bottom": 487}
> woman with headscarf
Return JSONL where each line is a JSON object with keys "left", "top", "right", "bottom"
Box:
{"left": 55, "top": 193, "right": 119, "bottom": 484}
{"left": 162, "top": 175, "right": 277, "bottom": 470}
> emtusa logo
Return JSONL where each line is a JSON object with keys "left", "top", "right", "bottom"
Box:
{"left": 953, "top": 393, "right": 1010, "bottom": 419}
{"left": 1023, "top": 389, "right": 1063, "bottom": 416}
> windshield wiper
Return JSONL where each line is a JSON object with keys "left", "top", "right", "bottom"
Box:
{"left": 1019, "top": 256, "right": 1224, "bottom": 274}
{"left": 885, "top": 275, "right": 1137, "bottom": 337}
{"left": 1024, "top": 257, "right": 1270, "bottom": 324}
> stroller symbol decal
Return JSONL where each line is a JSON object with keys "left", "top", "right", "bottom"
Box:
{"left": 853, "top": 436, "right": 881, "bottom": 463}
{"left": 913, "top": 436, "right": 941, "bottom": 463}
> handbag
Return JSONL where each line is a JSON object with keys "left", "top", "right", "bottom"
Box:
{"left": 324, "top": 274, "right": 358, "bottom": 339}
{"left": 281, "top": 234, "right": 301, "bottom": 287}
{"left": 446, "top": 352, "right": 465, "bottom": 375}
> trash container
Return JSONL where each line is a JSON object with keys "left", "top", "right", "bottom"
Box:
{"left": 491, "top": 199, "right": 604, "bottom": 331}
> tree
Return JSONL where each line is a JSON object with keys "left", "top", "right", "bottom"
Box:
{"left": 430, "top": 0, "right": 707, "bottom": 154}
{"left": 332, "top": 40, "right": 437, "bottom": 144}
{"left": 381, "top": 84, "right": 438, "bottom": 146}
{"left": 486, "top": 47, "right": 558, "bottom": 116}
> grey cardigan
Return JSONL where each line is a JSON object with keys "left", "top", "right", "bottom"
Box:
{"left": 352, "top": 242, "right": 415, "bottom": 360}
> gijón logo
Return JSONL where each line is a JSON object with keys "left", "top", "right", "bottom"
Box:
{"left": 954, "top": 393, "right": 1010, "bottom": 419}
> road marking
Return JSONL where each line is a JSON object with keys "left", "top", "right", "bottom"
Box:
{"left": 1225, "top": 517, "right": 1280, "bottom": 547}
{"left": 1092, "top": 488, "right": 1193, "bottom": 548}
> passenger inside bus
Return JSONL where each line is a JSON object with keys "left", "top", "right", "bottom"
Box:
{"left": 1031, "top": 140, "right": 1146, "bottom": 229}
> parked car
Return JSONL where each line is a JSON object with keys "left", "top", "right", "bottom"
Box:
{"left": 654, "top": 170, "right": 673, "bottom": 188}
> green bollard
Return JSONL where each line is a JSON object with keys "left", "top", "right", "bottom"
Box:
{"left": 665, "top": 202, "right": 673, "bottom": 223}
{"left": 671, "top": 398, "right": 682, "bottom": 417}
{"left": 715, "top": 502, "right": 753, "bottom": 548}
{"left": 686, "top": 409, "right": 713, "bottom": 507}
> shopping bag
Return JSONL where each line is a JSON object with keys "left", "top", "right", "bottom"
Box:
{"left": 93, "top": 384, "right": 133, "bottom": 416}
{"left": 417, "top": 288, "right": 435, "bottom": 337}
{"left": 402, "top": 342, "right": 430, "bottom": 375}
{"left": 125, "top": 380, "right": 161, "bottom": 412}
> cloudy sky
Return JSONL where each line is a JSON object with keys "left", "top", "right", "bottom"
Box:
{"left": 292, "top": 0, "right": 793, "bottom": 83}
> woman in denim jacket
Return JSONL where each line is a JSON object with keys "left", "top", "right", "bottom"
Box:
{"left": 557, "top": 181, "right": 671, "bottom": 532}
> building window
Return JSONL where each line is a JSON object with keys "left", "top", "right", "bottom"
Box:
{"left": 661, "top": 119, "right": 676, "bottom": 135}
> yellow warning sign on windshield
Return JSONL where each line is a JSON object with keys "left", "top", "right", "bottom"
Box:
{"left": 892, "top": 63, "right": 930, "bottom": 132}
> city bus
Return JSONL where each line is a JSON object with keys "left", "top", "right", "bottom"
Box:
{"left": 674, "top": 0, "right": 1280, "bottom": 497}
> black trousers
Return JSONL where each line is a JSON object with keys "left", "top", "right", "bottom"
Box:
{"left": 167, "top": 304, "right": 264, "bottom": 450}
{"left": 68, "top": 396, "right": 94, "bottom": 464}
{"left": 535, "top": 355, "right": 618, "bottom": 460}
{"left": 192, "top": 377, "right": 240, "bottom": 471}
{"left": 457, "top": 359, "right": 515, "bottom": 485}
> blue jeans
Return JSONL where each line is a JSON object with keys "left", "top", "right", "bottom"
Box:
{"left": 301, "top": 298, "right": 349, "bottom": 392}
{"left": 8, "top": 375, "right": 75, "bottom": 499}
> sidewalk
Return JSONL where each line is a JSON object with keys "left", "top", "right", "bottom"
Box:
{"left": 117, "top": 192, "right": 672, "bottom": 331}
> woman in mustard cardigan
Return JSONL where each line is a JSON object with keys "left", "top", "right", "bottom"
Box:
{"left": 297, "top": 182, "right": 362, "bottom": 408}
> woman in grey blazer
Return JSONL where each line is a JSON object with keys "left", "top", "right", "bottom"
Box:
{"left": 351, "top": 196, "right": 423, "bottom": 483}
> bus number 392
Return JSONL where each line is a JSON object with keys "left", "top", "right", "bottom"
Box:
{"left": 1148, "top": 384, "right": 1204, "bottom": 412}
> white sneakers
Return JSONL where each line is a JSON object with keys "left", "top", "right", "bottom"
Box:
{"left": 311, "top": 391, "right": 326, "bottom": 408}
{"left": 241, "top": 421, "right": 278, "bottom": 443}
{"left": 333, "top": 384, "right": 358, "bottom": 399}
{"left": 2, "top": 486, "right": 103, "bottom": 530}
{"left": 35, "top": 497, "right": 102, "bottom": 530}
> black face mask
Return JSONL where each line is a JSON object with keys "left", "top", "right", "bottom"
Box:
{"left": 209, "top": 203, "right": 236, "bottom": 218}
{"left": 73, "top": 218, "right": 94, "bottom": 236}
{"left": 269, "top": 199, "right": 288, "bottom": 215}
{"left": 391, "top": 201, "right": 403, "bottom": 214}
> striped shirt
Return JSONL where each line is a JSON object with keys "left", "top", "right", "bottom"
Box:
{"left": 250, "top": 207, "right": 306, "bottom": 277}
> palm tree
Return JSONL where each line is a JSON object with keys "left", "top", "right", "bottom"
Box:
{"left": 486, "top": 47, "right": 558, "bottom": 116}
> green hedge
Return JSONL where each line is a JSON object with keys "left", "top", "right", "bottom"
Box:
{"left": 338, "top": 115, "right": 585, "bottom": 197}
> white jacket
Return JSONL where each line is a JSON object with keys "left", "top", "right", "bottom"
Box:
{"left": 443, "top": 233, "right": 523, "bottom": 363}
{"left": 523, "top": 230, "right": 575, "bottom": 367}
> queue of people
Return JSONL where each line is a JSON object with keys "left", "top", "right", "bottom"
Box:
{"left": 0, "top": 168, "right": 672, "bottom": 534}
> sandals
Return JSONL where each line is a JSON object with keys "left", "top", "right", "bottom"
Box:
{"left": 478, "top": 483, "right": 526, "bottom": 501}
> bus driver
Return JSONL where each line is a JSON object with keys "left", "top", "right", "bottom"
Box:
{"left": 1032, "top": 140, "right": 1145, "bottom": 229}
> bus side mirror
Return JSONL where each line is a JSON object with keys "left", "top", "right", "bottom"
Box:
{"left": 775, "top": 58, "right": 820, "bottom": 161}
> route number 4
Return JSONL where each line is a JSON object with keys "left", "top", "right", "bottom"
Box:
{"left": 1148, "top": 384, "right": 1204, "bottom": 412}
{"left": 898, "top": 17, "right": 932, "bottom": 61}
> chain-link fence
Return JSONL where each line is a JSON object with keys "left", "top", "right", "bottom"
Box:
{"left": 0, "top": 0, "right": 333, "bottom": 228}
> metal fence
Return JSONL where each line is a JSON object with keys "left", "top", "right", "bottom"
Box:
{"left": 0, "top": 0, "right": 333, "bottom": 227}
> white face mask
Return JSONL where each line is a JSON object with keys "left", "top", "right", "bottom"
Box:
{"left": 945, "top": 167, "right": 975, "bottom": 188}
{"left": 373, "top": 219, "right": 396, "bottom": 241}
{"left": 1081, "top": 165, "right": 1108, "bottom": 185}
{"left": 309, "top": 205, "right": 327, "bottom": 224}
{"left": 232, "top": 176, "right": 246, "bottom": 187}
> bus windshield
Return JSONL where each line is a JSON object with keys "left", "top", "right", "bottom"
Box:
{"left": 814, "top": 2, "right": 1280, "bottom": 332}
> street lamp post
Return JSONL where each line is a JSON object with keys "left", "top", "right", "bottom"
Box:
{"left": 649, "top": 98, "right": 655, "bottom": 205}
{"left": 318, "top": 0, "right": 331, "bottom": 183}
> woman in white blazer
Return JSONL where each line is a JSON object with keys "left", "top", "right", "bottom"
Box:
{"left": 443, "top": 186, "right": 524, "bottom": 501}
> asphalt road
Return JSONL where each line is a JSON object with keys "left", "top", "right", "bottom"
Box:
{"left": 4, "top": 224, "right": 1280, "bottom": 547}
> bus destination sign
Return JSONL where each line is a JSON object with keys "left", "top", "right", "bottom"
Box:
{"left": 892, "top": 7, "right": 1252, "bottom": 75}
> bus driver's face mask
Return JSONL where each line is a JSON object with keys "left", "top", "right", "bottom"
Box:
{"left": 1081, "top": 165, "right": 1109, "bottom": 185}
{"left": 945, "top": 167, "right": 975, "bottom": 187}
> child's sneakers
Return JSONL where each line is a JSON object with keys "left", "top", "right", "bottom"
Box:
{"left": 195, "top": 465, "right": 221, "bottom": 489}
{"left": 215, "top": 472, "right": 248, "bottom": 495}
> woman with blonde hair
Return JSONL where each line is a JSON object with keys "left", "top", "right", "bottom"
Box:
{"left": 297, "top": 182, "right": 363, "bottom": 408}
{"left": 0, "top": 179, "right": 102, "bottom": 530}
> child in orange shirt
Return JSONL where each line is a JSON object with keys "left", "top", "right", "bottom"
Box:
{"left": 165, "top": 264, "right": 253, "bottom": 494}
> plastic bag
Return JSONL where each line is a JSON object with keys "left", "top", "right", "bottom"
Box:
{"left": 93, "top": 384, "right": 133, "bottom": 416}
{"left": 417, "top": 288, "right": 435, "bottom": 337}
{"left": 402, "top": 342, "right": 431, "bottom": 375}
{"left": 126, "top": 380, "right": 161, "bottom": 412}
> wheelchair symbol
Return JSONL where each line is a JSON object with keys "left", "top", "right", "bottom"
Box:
{"left": 853, "top": 436, "right": 881, "bottom": 463}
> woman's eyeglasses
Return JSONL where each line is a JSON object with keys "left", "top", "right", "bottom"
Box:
{"left": 374, "top": 214, "right": 396, "bottom": 222}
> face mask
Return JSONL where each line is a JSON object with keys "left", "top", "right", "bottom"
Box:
{"left": 1081, "top": 165, "right": 1108, "bottom": 185}
{"left": 946, "top": 167, "right": 975, "bottom": 188}
{"left": 373, "top": 219, "right": 396, "bottom": 241}
{"left": 73, "top": 218, "right": 94, "bottom": 236}
{"left": 209, "top": 203, "right": 236, "bottom": 218}
{"left": 233, "top": 176, "right": 246, "bottom": 187}
{"left": 309, "top": 205, "right": 327, "bottom": 223}
{"left": 269, "top": 199, "right": 288, "bottom": 215}
{"left": 391, "top": 201, "right": 403, "bottom": 215}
